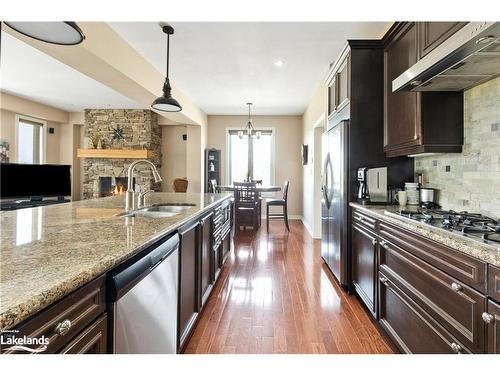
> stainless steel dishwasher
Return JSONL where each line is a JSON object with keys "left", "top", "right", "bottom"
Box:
{"left": 108, "top": 233, "right": 179, "bottom": 354}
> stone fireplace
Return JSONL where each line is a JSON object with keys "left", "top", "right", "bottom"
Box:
{"left": 82, "top": 109, "right": 161, "bottom": 199}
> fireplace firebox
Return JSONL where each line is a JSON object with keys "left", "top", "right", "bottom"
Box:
{"left": 99, "top": 177, "right": 135, "bottom": 197}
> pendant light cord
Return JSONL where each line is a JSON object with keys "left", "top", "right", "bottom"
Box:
{"left": 166, "top": 33, "right": 170, "bottom": 79}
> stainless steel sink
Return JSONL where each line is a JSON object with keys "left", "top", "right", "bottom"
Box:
{"left": 117, "top": 203, "right": 196, "bottom": 218}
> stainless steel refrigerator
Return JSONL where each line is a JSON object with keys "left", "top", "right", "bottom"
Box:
{"left": 321, "top": 119, "right": 349, "bottom": 286}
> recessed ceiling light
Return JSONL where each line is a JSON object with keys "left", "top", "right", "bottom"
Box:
{"left": 274, "top": 59, "right": 285, "bottom": 68}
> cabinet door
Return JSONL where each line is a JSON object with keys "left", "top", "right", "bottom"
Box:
{"left": 384, "top": 22, "right": 421, "bottom": 152}
{"left": 351, "top": 223, "right": 377, "bottom": 316}
{"left": 58, "top": 314, "right": 107, "bottom": 354}
{"left": 337, "top": 57, "right": 350, "bottom": 110}
{"left": 486, "top": 300, "right": 500, "bottom": 354}
{"left": 200, "top": 211, "right": 214, "bottom": 307}
{"left": 418, "top": 22, "right": 467, "bottom": 58}
{"left": 328, "top": 76, "right": 337, "bottom": 116}
{"left": 178, "top": 221, "right": 200, "bottom": 350}
{"left": 378, "top": 273, "right": 471, "bottom": 354}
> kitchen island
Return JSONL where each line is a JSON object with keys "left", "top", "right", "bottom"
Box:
{"left": 0, "top": 192, "right": 232, "bottom": 333}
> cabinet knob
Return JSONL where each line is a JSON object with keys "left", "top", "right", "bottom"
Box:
{"left": 482, "top": 312, "right": 494, "bottom": 324}
{"left": 379, "top": 240, "right": 387, "bottom": 248}
{"left": 372, "top": 238, "right": 377, "bottom": 246}
{"left": 451, "top": 282, "right": 463, "bottom": 293}
{"left": 54, "top": 319, "right": 72, "bottom": 336}
{"left": 450, "top": 342, "right": 462, "bottom": 354}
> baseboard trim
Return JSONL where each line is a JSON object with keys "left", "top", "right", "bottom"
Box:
{"left": 301, "top": 218, "right": 314, "bottom": 237}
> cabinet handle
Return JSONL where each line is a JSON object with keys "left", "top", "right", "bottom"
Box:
{"left": 450, "top": 342, "right": 462, "bottom": 354}
{"left": 379, "top": 276, "right": 389, "bottom": 286}
{"left": 451, "top": 282, "right": 463, "bottom": 293}
{"left": 54, "top": 319, "right": 72, "bottom": 336}
{"left": 372, "top": 238, "right": 377, "bottom": 246}
{"left": 482, "top": 312, "right": 494, "bottom": 324}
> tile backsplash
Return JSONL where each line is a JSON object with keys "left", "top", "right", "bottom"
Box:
{"left": 415, "top": 76, "right": 500, "bottom": 218}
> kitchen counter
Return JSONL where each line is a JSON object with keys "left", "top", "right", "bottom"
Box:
{"left": 350, "top": 202, "right": 500, "bottom": 267}
{"left": 0, "top": 192, "right": 232, "bottom": 330}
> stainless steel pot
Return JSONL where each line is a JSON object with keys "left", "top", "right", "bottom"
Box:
{"left": 420, "top": 188, "right": 435, "bottom": 203}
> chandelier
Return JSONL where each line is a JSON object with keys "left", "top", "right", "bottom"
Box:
{"left": 238, "top": 103, "right": 261, "bottom": 139}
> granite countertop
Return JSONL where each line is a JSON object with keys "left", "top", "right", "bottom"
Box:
{"left": 0, "top": 192, "right": 232, "bottom": 330}
{"left": 350, "top": 202, "right": 500, "bottom": 267}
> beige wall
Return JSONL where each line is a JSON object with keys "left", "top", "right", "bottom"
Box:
{"left": 161, "top": 125, "right": 187, "bottom": 192}
{"left": 301, "top": 78, "right": 328, "bottom": 237}
{"left": 0, "top": 93, "right": 85, "bottom": 200}
{"left": 207, "top": 115, "right": 303, "bottom": 217}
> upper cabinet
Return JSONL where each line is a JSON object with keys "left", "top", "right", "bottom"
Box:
{"left": 418, "top": 22, "right": 467, "bottom": 58}
{"left": 383, "top": 22, "right": 464, "bottom": 157}
{"left": 327, "top": 46, "right": 350, "bottom": 117}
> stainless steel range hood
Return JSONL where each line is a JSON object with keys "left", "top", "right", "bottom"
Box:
{"left": 393, "top": 22, "right": 500, "bottom": 92}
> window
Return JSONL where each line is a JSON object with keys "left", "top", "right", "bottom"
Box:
{"left": 227, "top": 129, "right": 274, "bottom": 185}
{"left": 17, "top": 116, "right": 45, "bottom": 164}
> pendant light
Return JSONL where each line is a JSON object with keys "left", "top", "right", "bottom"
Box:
{"left": 151, "top": 23, "right": 182, "bottom": 112}
{"left": 238, "top": 103, "right": 261, "bottom": 139}
{"left": 3, "top": 22, "right": 85, "bottom": 45}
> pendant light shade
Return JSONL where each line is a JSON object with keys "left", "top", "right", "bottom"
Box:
{"left": 151, "top": 24, "right": 182, "bottom": 112}
{"left": 3, "top": 22, "right": 85, "bottom": 45}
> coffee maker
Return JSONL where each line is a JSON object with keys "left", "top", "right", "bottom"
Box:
{"left": 357, "top": 167, "right": 370, "bottom": 204}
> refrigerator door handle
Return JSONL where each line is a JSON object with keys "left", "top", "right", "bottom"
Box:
{"left": 323, "top": 153, "right": 333, "bottom": 209}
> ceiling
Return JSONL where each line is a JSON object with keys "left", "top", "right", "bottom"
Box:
{"left": 110, "top": 22, "right": 392, "bottom": 115}
{"left": 0, "top": 31, "right": 144, "bottom": 112}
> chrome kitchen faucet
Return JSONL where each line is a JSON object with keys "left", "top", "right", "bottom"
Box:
{"left": 125, "top": 160, "right": 162, "bottom": 211}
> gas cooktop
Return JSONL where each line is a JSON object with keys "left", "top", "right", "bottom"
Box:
{"left": 385, "top": 208, "right": 500, "bottom": 249}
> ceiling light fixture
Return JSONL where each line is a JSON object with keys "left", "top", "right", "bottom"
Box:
{"left": 238, "top": 103, "right": 261, "bottom": 140}
{"left": 274, "top": 59, "right": 285, "bottom": 67}
{"left": 3, "top": 22, "right": 85, "bottom": 45}
{"left": 151, "top": 23, "right": 182, "bottom": 112}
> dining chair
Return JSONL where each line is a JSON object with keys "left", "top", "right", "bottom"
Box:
{"left": 250, "top": 180, "right": 263, "bottom": 223}
{"left": 173, "top": 178, "right": 188, "bottom": 192}
{"left": 266, "top": 180, "right": 290, "bottom": 231}
{"left": 233, "top": 181, "right": 259, "bottom": 231}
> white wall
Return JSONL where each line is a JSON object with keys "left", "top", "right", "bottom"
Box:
{"left": 302, "top": 76, "right": 328, "bottom": 238}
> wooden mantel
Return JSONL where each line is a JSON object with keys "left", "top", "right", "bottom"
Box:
{"left": 77, "top": 149, "right": 157, "bottom": 159}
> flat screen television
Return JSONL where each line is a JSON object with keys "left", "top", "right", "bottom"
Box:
{"left": 1, "top": 163, "right": 71, "bottom": 200}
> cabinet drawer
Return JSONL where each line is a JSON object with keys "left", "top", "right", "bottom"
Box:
{"left": 379, "top": 239, "right": 486, "bottom": 352}
{"left": 379, "top": 222, "right": 486, "bottom": 292}
{"left": 58, "top": 314, "right": 107, "bottom": 354}
{"left": 378, "top": 272, "right": 471, "bottom": 354}
{"left": 488, "top": 265, "right": 500, "bottom": 303}
{"left": 351, "top": 209, "right": 377, "bottom": 232}
{"left": 1, "top": 276, "right": 105, "bottom": 354}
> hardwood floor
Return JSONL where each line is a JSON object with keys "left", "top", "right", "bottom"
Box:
{"left": 184, "top": 219, "right": 397, "bottom": 354}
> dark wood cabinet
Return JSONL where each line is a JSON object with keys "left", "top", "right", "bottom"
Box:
{"left": 1, "top": 276, "right": 106, "bottom": 354}
{"left": 486, "top": 299, "right": 500, "bottom": 354}
{"left": 488, "top": 265, "right": 500, "bottom": 303}
{"left": 418, "top": 22, "right": 467, "bottom": 58}
{"left": 383, "top": 22, "right": 464, "bottom": 157}
{"left": 351, "top": 220, "right": 378, "bottom": 317}
{"left": 327, "top": 47, "right": 350, "bottom": 116}
{"left": 58, "top": 314, "right": 107, "bottom": 354}
{"left": 379, "top": 237, "right": 486, "bottom": 353}
{"left": 199, "top": 211, "right": 214, "bottom": 307}
{"left": 178, "top": 220, "right": 200, "bottom": 351}
{"left": 378, "top": 272, "right": 471, "bottom": 354}
{"left": 205, "top": 148, "right": 221, "bottom": 192}
{"left": 352, "top": 206, "right": 494, "bottom": 354}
